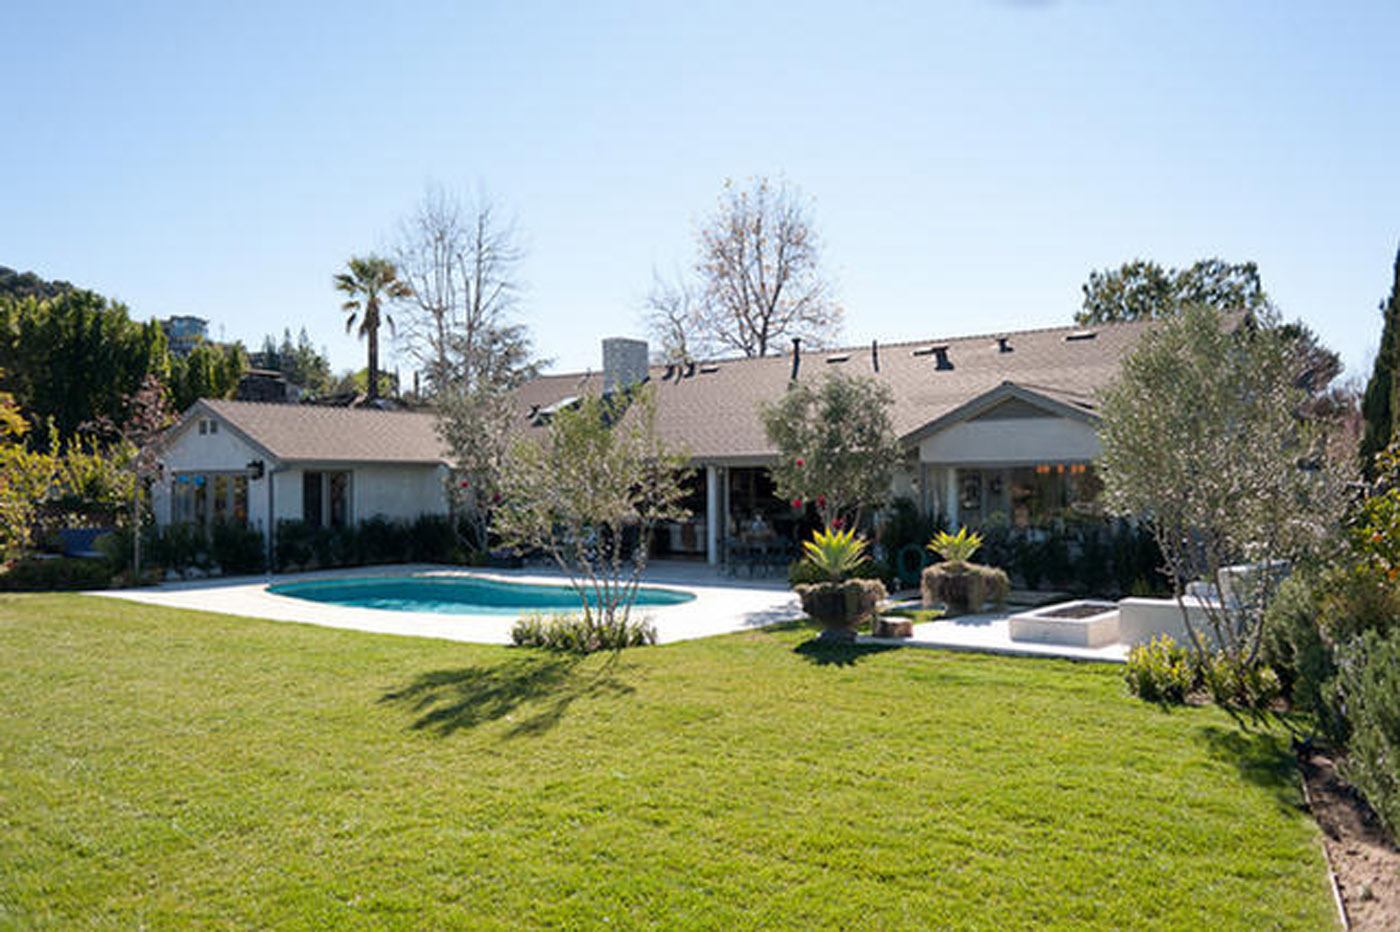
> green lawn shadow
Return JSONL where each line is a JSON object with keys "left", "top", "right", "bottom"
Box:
{"left": 793, "top": 637, "right": 900, "bottom": 667}
{"left": 380, "top": 652, "right": 634, "bottom": 738}
{"left": 1195, "top": 723, "right": 1307, "bottom": 814}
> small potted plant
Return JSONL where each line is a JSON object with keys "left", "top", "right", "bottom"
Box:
{"left": 794, "top": 526, "right": 888, "bottom": 643}
{"left": 921, "top": 527, "right": 1009, "bottom": 616}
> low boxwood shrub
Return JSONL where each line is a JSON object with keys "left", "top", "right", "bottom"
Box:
{"left": 1201, "top": 652, "right": 1282, "bottom": 710}
{"left": 511, "top": 612, "right": 657, "bottom": 653}
{"left": 409, "top": 513, "right": 456, "bottom": 563}
{"left": 0, "top": 556, "right": 113, "bottom": 591}
{"left": 1124, "top": 635, "right": 1196, "bottom": 703}
{"left": 210, "top": 520, "right": 265, "bottom": 575}
{"left": 357, "top": 516, "right": 407, "bottom": 565}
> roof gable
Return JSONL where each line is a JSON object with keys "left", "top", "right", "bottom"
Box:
{"left": 185, "top": 401, "right": 450, "bottom": 465}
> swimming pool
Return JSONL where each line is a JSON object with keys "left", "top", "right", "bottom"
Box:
{"left": 267, "top": 575, "right": 696, "bottom": 615}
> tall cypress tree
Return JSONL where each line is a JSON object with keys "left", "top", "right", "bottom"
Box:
{"left": 1361, "top": 244, "right": 1400, "bottom": 477}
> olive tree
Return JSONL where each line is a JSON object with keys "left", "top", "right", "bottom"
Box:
{"left": 760, "top": 372, "right": 901, "bottom": 530}
{"left": 1097, "top": 304, "right": 1348, "bottom": 665}
{"left": 494, "top": 387, "right": 691, "bottom": 631}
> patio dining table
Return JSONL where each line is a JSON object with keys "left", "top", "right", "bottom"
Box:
{"left": 721, "top": 537, "right": 794, "bottom": 577}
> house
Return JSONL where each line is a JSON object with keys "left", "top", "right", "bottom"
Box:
{"left": 515, "top": 320, "right": 1155, "bottom": 564}
{"left": 153, "top": 318, "right": 1154, "bottom": 566}
{"left": 159, "top": 315, "right": 210, "bottom": 358}
{"left": 151, "top": 401, "right": 451, "bottom": 558}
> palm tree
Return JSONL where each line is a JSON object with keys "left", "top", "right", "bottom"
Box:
{"left": 334, "top": 256, "right": 411, "bottom": 402}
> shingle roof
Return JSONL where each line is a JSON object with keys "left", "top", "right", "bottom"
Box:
{"left": 512, "top": 318, "right": 1159, "bottom": 462}
{"left": 198, "top": 400, "right": 450, "bottom": 465}
{"left": 178, "top": 319, "right": 1158, "bottom": 468}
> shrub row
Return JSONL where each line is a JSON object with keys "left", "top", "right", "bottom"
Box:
{"left": 273, "top": 515, "right": 463, "bottom": 572}
{"left": 0, "top": 555, "right": 113, "bottom": 591}
{"left": 510, "top": 612, "right": 657, "bottom": 653}
{"left": 878, "top": 498, "right": 1167, "bottom": 596}
{"left": 101, "top": 521, "right": 267, "bottom": 578}
{"left": 1124, "top": 635, "right": 1282, "bottom": 709}
{"left": 1262, "top": 563, "right": 1400, "bottom": 833}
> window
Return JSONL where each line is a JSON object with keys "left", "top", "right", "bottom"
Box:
{"left": 171, "top": 473, "right": 249, "bottom": 528}
{"left": 303, "top": 472, "right": 323, "bottom": 526}
{"left": 302, "top": 470, "right": 351, "bottom": 528}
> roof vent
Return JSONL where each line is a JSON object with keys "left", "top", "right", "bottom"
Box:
{"left": 699, "top": 364, "right": 719, "bottom": 374}
{"left": 536, "top": 396, "right": 580, "bottom": 423}
{"left": 790, "top": 338, "right": 802, "bottom": 381}
{"left": 1065, "top": 330, "right": 1097, "bottom": 342}
{"left": 871, "top": 339, "right": 880, "bottom": 373}
{"left": 933, "top": 347, "right": 954, "bottom": 371}
{"left": 825, "top": 353, "right": 850, "bottom": 364}
{"left": 684, "top": 361, "right": 696, "bottom": 379}
{"left": 997, "top": 336, "right": 1013, "bottom": 353}
{"left": 662, "top": 363, "right": 676, "bottom": 381}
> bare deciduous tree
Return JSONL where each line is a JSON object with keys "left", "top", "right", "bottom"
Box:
{"left": 394, "top": 186, "right": 530, "bottom": 397}
{"left": 646, "top": 177, "right": 841, "bottom": 359}
{"left": 642, "top": 271, "right": 698, "bottom": 363}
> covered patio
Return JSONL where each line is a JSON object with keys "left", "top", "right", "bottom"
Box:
{"left": 654, "top": 463, "right": 812, "bottom": 574}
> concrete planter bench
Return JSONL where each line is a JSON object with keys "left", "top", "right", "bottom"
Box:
{"left": 1009, "top": 600, "right": 1120, "bottom": 648}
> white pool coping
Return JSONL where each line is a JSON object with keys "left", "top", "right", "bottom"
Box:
{"left": 89, "top": 562, "right": 801, "bottom": 646}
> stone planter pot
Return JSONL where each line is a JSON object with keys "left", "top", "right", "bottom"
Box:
{"left": 921, "top": 561, "right": 1010, "bottom": 617}
{"left": 795, "top": 579, "right": 888, "bottom": 641}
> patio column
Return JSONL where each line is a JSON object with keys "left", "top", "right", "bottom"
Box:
{"left": 706, "top": 465, "right": 721, "bottom": 565}
{"left": 945, "top": 467, "right": 960, "bottom": 529}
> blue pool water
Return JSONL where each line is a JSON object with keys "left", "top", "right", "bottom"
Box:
{"left": 267, "top": 575, "right": 695, "bottom": 615}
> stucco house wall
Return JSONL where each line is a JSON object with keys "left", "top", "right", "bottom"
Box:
{"left": 354, "top": 464, "right": 449, "bottom": 521}
{"left": 917, "top": 415, "right": 1100, "bottom": 466}
{"left": 152, "top": 417, "right": 270, "bottom": 531}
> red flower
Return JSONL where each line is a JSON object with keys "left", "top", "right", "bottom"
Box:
{"left": 459, "top": 479, "right": 470, "bottom": 488}
{"left": 831, "top": 517, "right": 844, "bottom": 529}
{"left": 817, "top": 495, "right": 826, "bottom": 508}
{"left": 791, "top": 498, "right": 803, "bottom": 509}
{"left": 795, "top": 457, "right": 804, "bottom": 467}
{"left": 492, "top": 492, "right": 501, "bottom": 503}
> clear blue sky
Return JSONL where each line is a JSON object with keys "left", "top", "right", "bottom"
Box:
{"left": 4, "top": 0, "right": 1397, "bottom": 382}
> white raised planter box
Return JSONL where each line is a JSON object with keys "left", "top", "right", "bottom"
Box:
{"left": 1117, "top": 596, "right": 1217, "bottom": 649}
{"left": 1009, "top": 600, "right": 1120, "bottom": 648}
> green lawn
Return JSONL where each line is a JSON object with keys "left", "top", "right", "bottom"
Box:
{"left": 0, "top": 594, "right": 1335, "bottom": 930}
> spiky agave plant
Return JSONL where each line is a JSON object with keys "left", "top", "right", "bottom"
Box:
{"left": 802, "top": 526, "right": 870, "bottom": 582}
{"left": 927, "top": 526, "right": 983, "bottom": 565}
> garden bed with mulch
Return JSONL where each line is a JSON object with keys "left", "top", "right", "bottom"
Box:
{"left": 1300, "top": 749, "right": 1400, "bottom": 930}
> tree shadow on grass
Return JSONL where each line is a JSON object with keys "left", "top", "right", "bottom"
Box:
{"left": 1195, "top": 724, "right": 1307, "bottom": 813}
{"left": 379, "top": 652, "right": 634, "bottom": 738}
{"left": 794, "top": 637, "right": 900, "bottom": 667}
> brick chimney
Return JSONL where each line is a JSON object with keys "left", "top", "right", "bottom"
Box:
{"left": 602, "top": 337, "right": 649, "bottom": 393}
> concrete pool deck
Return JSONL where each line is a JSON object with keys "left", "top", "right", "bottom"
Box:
{"left": 863, "top": 612, "right": 1130, "bottom": 663}
{"left": 92, "top": 563, "right": 1129, "bottom": 662}
{"left": 91, "top": 561, "right": 801, "bottom": 645}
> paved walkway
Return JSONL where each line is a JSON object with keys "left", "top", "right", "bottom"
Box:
{"left": 863, "top": 611, "right": 1129, "bottom": 663}
{"left": 92, "top": 561, "right": 800, "bottom": 646}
